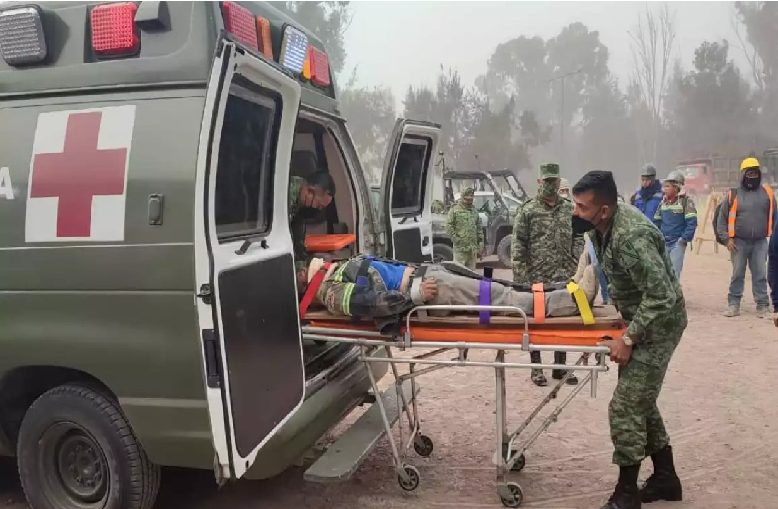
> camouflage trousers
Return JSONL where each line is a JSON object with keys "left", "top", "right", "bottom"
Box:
{"left": 453, "top": 250, "right": 477, "bottom": 270}
{"left": 421, "top": 265, "right": 580, "bottom": 317}
{"left": 609, "top": 357, "right": 673, "bottom": 466}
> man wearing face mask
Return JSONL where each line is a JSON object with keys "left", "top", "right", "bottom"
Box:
{"left": 571, "top": 171, "right": 686, "bottom": 509}
{"left": 512, "top": 163, "right": 585, "bottom": 387}
{"left": 446, "top": 187, "right": 484, "bottom": 270}
{"left": 714, "top": 157, "right": 776, "bottom": 318}
{"left": 629, "top": 165, "right": 664, "bottom": 221}
{"left": 289, "top": 172, "right": 337, "bottom": 272}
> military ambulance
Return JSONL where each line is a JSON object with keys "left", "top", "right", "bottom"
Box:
{"left": 0, "top": 2, "right": 438, "bottom": 508}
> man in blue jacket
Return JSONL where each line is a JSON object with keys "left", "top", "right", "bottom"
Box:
{"left": 654, "top": 170, "right": 698, "bottom": 280}
{"left": 630, "top": 164, "right": 664, "bottom": 221}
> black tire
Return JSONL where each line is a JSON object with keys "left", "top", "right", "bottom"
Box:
{"left": 497, "top": 235, "right": 513, "bottom": 269}
{"left": 432, "top": 243, "right": 454, "bottom": 263}
{"left": 17, "top": 384, "right": 161, "bottom": 509}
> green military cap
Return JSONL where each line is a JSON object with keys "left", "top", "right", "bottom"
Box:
{"left": 461, "top": 187, "right": 475, "bottom": 196}
{"left": 539, "top": 163, "right": 560, "bottom": 179}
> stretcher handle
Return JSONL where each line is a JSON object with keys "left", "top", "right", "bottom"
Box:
{"left": 405, "top": 304, "right": 530, "bottom": 348}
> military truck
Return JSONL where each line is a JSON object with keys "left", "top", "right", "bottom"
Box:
{"left": 0, "top": 2, "right": 439, "bottom": 508}
{"left": 430, "top": 170, "right": 527, "bottom": 268}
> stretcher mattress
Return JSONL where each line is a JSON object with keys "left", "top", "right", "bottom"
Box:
{"left": 304, "top": 305, "right": 626, "bottom": 347}
{"left": 305, "top": 234, "right": 357, "bottom": 252}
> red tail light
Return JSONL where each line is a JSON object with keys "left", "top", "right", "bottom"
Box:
{"left": 221, "top": 1, "right": 258, "bottom": 52}
{"left": 90, "top": 2, "right": 140, "bottom": 57}
{"left": 309, "top": 47, "right": 330, "bottom": 87}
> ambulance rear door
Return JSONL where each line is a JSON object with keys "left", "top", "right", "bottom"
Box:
{"left": 378, "top": 119, "right": 441, "bottom": 263}
{"left": 193, "top": 38, "right": 303, "bottom": 480}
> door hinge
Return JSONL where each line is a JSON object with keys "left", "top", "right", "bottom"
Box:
{"left": 197, "top": 284, "right": 213, "bottom": 305}
{"left": 202, "top": 329, "right": 222, "bottom": 388}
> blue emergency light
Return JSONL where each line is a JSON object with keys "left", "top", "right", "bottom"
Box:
{"left": 279, "top": 25, "right": 308, "bottom": 74}
{"left": 0, "top": 6, "right": 47, "bottom": 65}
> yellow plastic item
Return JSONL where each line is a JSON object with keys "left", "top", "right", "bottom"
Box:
{"left": 741, "top": 157, "right": 760, "bottom": 171}
{"left": 566, "top": 282, "right": 595, "bottom": 325}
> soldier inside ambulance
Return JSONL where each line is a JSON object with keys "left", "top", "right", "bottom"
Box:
{"left": 295, "top": 253, "right": 600, "bottom": 322}
{"left": 288, "top": 161, "right": 337, "bottom": 271}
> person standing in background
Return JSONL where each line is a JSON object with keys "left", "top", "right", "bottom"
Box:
{"left": 630, "top": 164, "right": 664, "bottom": 221}
{"left": 445, "top": 187, "right": 484, "bottom": 270}
{"left": 653, "top": 170, "right": 698, "bottom": 280}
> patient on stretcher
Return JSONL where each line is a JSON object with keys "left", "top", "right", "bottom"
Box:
{"left": 297, "top": 253, "right": 599, "bottom": 320}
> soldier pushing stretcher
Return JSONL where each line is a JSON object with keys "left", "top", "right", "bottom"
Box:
{"left": 296, "top": 252, "right": 600, "bottom": 321}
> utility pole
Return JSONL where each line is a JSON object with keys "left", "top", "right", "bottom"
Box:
{"left": 547, "top": 67, "right": 584, "bottom": 170}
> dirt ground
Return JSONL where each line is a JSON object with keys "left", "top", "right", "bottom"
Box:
{"left": 2, "top": 246, "right": 778, "bottom": 509}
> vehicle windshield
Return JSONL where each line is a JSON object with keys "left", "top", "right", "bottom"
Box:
{"left": 495, "top": 174, "right": 527, "bottom": 202}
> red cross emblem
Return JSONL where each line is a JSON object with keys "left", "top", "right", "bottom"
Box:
{"left": 27, "top": 107, "right": 133, "bottom": 241}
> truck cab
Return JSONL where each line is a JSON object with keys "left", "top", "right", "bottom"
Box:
{"left": 0, "top": 2, "right": 437, "bottom": 508}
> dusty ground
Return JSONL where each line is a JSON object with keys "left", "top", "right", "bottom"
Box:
{"left": 2, "top": 246, "right": 778, "bottom": 509}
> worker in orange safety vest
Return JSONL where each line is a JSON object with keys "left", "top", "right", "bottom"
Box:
{"left": 714, "top": 157, "right": 777, "bottom": 318}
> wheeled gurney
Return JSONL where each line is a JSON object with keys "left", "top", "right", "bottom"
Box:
{"left": 301, "top": 303, "right": 625, "bottom": 507}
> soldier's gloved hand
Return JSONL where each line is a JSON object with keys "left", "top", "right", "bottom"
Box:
{"left": 421, "top": 278, "right": 437, "bottom": 302}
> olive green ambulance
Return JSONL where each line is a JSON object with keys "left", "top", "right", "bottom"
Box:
{"left": 0, "top": 2, "right": 439, "bottom": 508}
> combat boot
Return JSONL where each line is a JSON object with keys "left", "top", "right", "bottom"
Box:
{"left": 529, "top": 351, "right": 547, "bottom": 386}
{"left": 551, "top": 351, "right": 579, "bottom": 385}
{"left": 640, "top": 445, "right": 682, "bottom": 503}
{"left": 723, "top": 305, "right": 740, "bottom": 317}
{"left": 756, "top": 306, "right": 769, "bottom": 319}
{"left": 600, "top": 465, "right": 641, "bottom": 509}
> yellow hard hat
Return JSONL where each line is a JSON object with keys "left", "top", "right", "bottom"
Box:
{"left": 741, "top": 157, "right": 760, "bottom": 171}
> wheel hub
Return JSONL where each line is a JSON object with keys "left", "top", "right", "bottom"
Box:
{"left": 57, "top": 434, "right": 106, "bottom": 502}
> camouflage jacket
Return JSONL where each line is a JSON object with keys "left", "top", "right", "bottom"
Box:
{"left": 445, "top": 201, "right": 483, "bottom": 253}
{"left": 511, "top": 196, "right": 584, "bottom": 285}
{"left": 590, "top": 205, "right": 687, "bottom": 368}
{"left": 288, "top": 176, "right": 308, "bottom": 271}
{"left": 314, "top": 256, "right": 416, "bottom": 318}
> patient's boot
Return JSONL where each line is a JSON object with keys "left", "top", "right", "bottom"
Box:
{"left": 530, "top": 351, "right": 547, "bottom": 386}
{"left": 551, "top": 351, "right": 579, "bottom": 385}
{"left": 640, "top": 445, "right": 682, "bottom": 503}
{"left": 600, "top": 465, "right": 641, "bottom": 509}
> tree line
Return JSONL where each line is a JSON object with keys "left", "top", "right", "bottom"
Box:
{"left": 274, "top": 1, "right": 778, "bottom": 193}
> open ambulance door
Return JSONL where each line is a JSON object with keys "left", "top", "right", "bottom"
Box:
{"left": 193, "top": 38, "right": 303, "bottom": 481}
{"left": 378, "top": 119, "right": 441, "bottom": 263}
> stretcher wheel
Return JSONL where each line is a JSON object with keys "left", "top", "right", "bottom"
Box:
{"left": 413, "top": 434, "right": 434, "bottom": 457}
{"left": 397, "top": 465, "right": 420, "bottom": 491}
{"left": 499, "top": 482, "right": 524, "bottom": 507}
{"left": 511, "top": 453, "right": 526, "bottom": 472}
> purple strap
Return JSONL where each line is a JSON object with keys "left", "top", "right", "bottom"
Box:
{"left": 479, "top": 278, "right": 492, "bottom": 324}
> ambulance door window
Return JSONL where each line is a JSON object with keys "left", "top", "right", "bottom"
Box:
{"left": 390, "top": 138, "right": 431, "bottom": 216}
{"left": 214, "top": 77, "right": 278, "bottom": 242}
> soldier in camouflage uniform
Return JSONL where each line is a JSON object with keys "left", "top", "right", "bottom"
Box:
{"left": 445, "top": 187, "right": 484, "bottom": 269}
{"left": 297, "top": 254, "right": 599, "bottom": 320}
{"left": 571, "top": 170, "right": 685, "bottom": 509}
{"left": 511, "top": 163, "right": 585, "bottom": 386}
{"left": 288, "top": 173, "right": 336, "bottom": 272}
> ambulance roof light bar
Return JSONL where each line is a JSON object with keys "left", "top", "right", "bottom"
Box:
{"left": 279, "top": 25, "right": 307, "bottom": 75}
{"left": 221, "top": 1, "right": 259, "bottom": 52}
{"left": 90, "top": 2, "right": 140, "bottom": 58}
{"left": 0, "top": 5, "right": 48, "bottom": 66}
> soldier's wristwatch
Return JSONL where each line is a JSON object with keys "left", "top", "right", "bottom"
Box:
{"left": 621, "top": 331, "right": 634, "bottom": 346}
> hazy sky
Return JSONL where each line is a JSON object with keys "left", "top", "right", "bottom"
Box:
{"left": 341, "top": 1, "right": 749, "bottom": 109}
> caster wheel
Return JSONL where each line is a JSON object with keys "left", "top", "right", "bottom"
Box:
{"left": 499, "top": 482, "right": 524, "bottom": 507}
{"left": 397, "top": 465, "right": 420, "bottom": 492}
{"left": 413, "top": 434, "right": 434, "bottom": 457}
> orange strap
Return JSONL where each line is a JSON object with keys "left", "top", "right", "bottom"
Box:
{"left": 727, "top": 185, "right": 775, "bottom": 238}
{"left": 532, "top": 283, "right": 545, "bottom": 324}
{"left": 299, "top": 262, "right": 331, "bottom": 319}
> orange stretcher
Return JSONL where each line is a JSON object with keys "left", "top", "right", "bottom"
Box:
{"left": 300, "top": 302, "right": 622, "bottom": 507}
{"left": 304, "top": 233, "right": 356, "bottom": 252}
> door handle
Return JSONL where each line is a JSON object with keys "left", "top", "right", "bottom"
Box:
{"left": 422, "top": 236, "right": 429, "bottom": 247}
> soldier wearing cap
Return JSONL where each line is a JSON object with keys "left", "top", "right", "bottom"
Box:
{"left": 630, "top": 164, "right": 664, "bottom": 221}
{"left": 445, "top": 186, "right": 484, "bottom": 270}
{"left": 511, "top": 163, "right": 585, "bottom": 386}
{"left": 558, "top": 177, "right": 571, "bottom": 199}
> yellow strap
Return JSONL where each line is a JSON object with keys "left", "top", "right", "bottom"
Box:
{"left": 566, "top": 282, "right": 595, "bottom": 325}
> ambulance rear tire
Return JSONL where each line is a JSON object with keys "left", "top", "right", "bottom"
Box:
{"left": 16, "top": 383, "right": 161, "bottom": 509}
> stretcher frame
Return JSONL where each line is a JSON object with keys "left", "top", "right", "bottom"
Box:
{"left": 302, "top": 303, "right": 615, "bottom": 508}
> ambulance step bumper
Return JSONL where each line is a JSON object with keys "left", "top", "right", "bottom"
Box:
{"left": 303, "top": 379, "right": 418, "bottom": 483}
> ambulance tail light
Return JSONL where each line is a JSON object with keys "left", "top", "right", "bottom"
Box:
{"left": 279, "top": 25, "right": 307, "bottom": 74}
{"left": 90, "top": 2, "right": 140, "bottom": 58}
{"left": 256, "top": 15, "right": 273, "bottom": 59}
{"left": 221, "top": 1, "right": 259, "bottom": 52}
{"left": 0, "top": 5, "right": 48, "bottom": 66}
{"left": 309, "top": 47, "right": 331, "bottom": 87}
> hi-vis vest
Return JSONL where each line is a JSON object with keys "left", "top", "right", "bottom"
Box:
{"left": 727, "top": 185, "right": 775, "bottom": 238}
